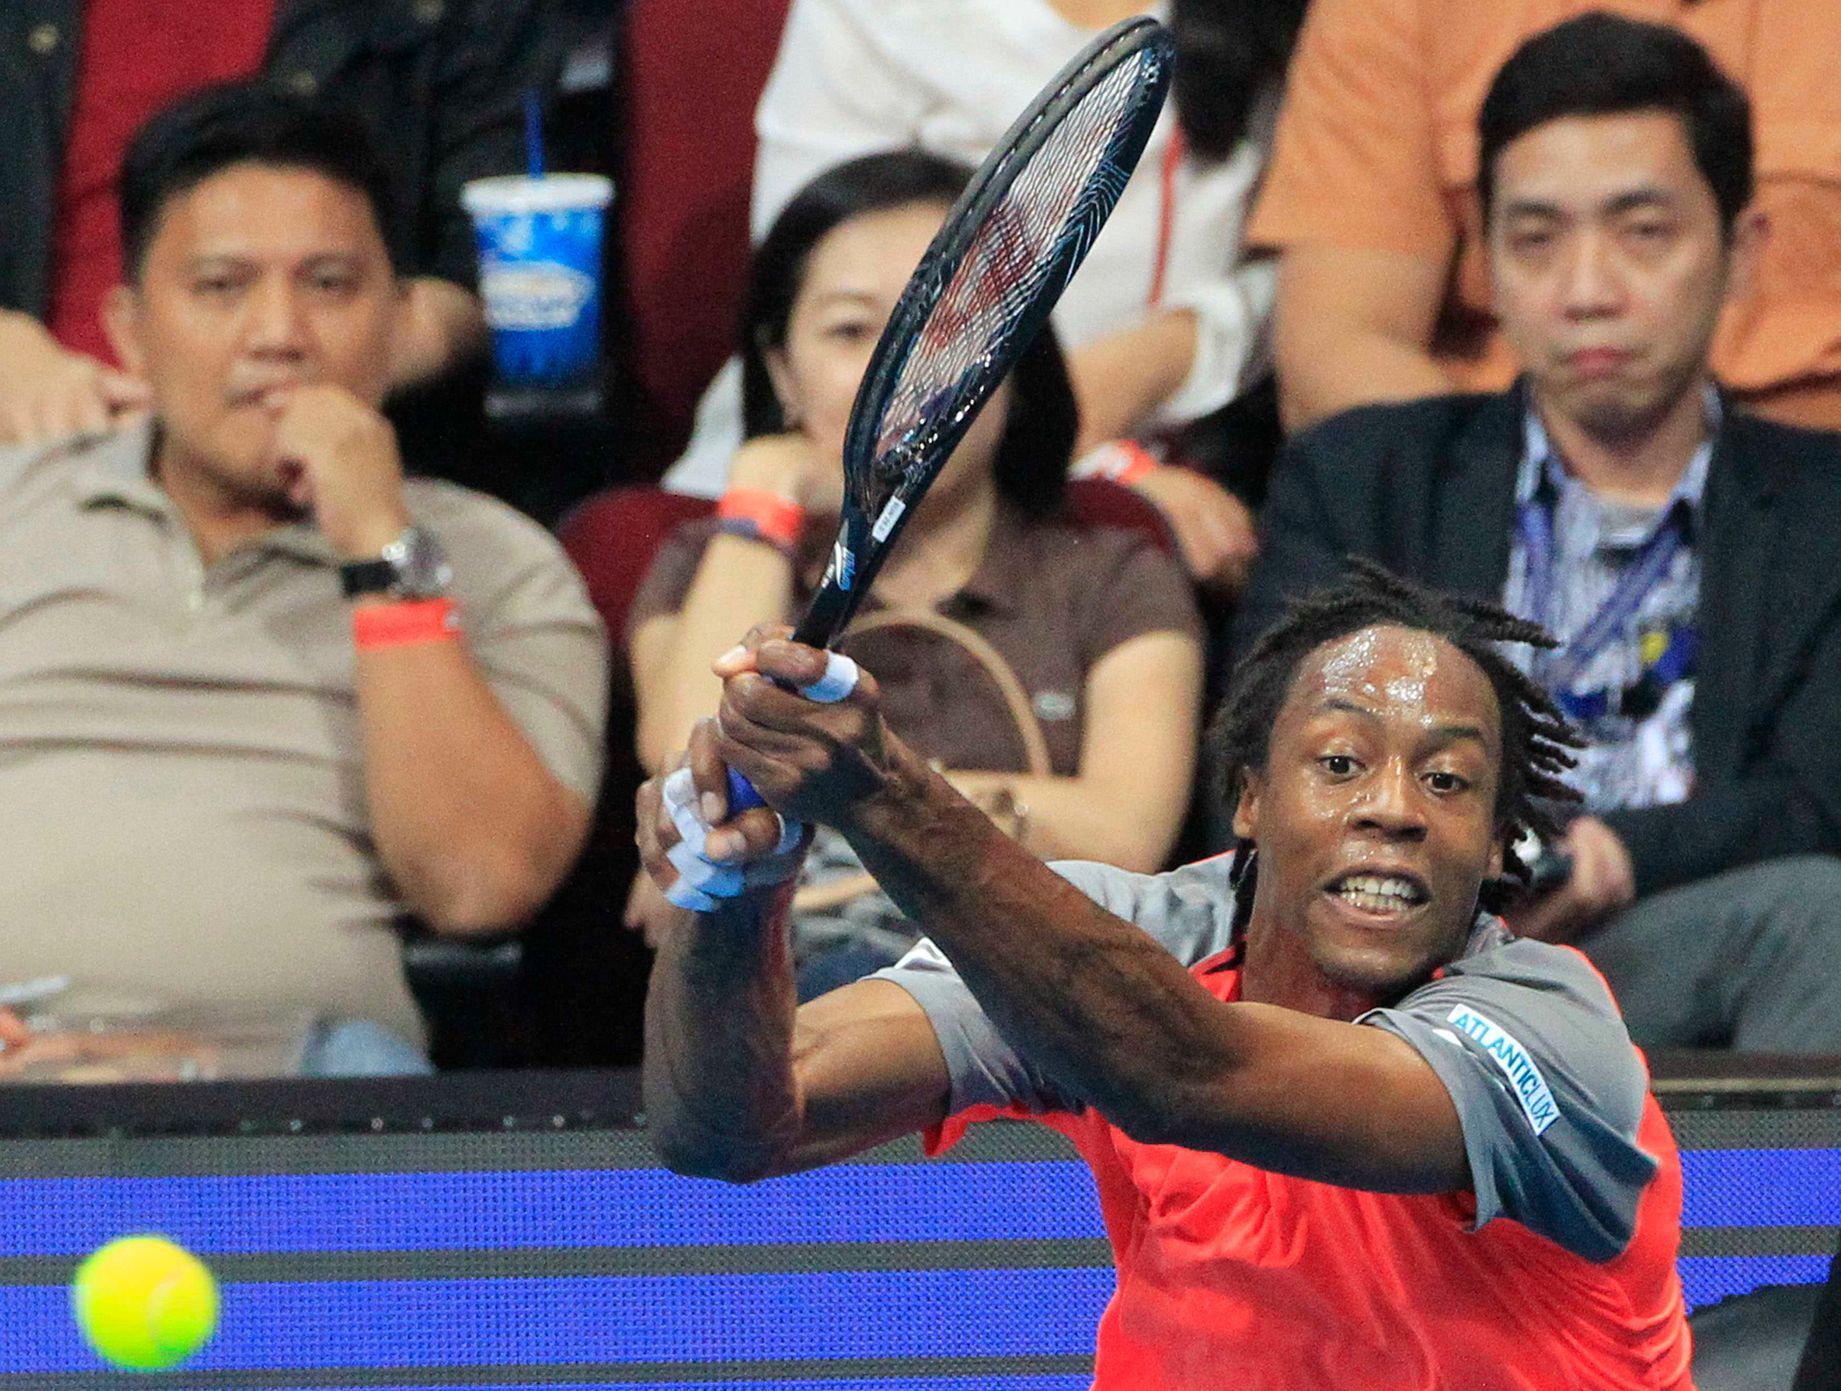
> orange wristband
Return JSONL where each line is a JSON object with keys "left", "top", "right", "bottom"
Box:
{"left": 1097, "top": 440, "right": 1159, "bottom": 486}
{"left": 352, "top": 598, "right": 461, "bottom": 651}
{"left": 717, "top": 487, "right": 806, "bottom": 548}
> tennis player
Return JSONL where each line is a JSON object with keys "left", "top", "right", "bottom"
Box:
{"left": 640, "top": 564, "right": 1692, "bottom": 1387}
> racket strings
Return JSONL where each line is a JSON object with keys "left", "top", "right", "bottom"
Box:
{"left": 862, "top": 50, "right": 1161, "bottom": 507}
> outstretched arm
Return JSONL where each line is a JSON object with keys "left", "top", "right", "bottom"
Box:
{"left": 708, "top": 637, "right": 1469, "bottom": 1195}
{"left": 637, "top": 725, "right": 951, "bottom": 1182}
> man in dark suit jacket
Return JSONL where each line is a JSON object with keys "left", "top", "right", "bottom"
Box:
{"left": 1234, "top": 15, "right": 1841, "bottom": 1052}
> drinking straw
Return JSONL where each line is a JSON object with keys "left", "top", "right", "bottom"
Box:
{"left": 524, "top": 90, "right": 545, "bottom": 179}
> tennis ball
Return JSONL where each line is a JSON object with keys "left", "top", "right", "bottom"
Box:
{"left": 71, "top": 1235, "right": 219, "bottom": 1371}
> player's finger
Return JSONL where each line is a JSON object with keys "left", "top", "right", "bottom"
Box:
{"left": 686, "top": 718, "right": 730, "bottom": 823}
{"left": 745, "top": 637, "right": 834, "bottom": 691}
{"left": 704, "top": 806, "right": 799, "bottom": 863}
{"left": 634, "top": 774, "right": 679, "bottom": 860}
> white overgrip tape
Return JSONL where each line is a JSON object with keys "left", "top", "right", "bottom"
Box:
{"left": 798, "top": 651, "right": 860, "bottom": 704}
{"left": 658, "top": 767, "right": 804, "bottom": 909}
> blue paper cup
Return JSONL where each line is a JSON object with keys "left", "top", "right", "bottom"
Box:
{"left": 461, "top": 174, "right": 613, "bottom": 388}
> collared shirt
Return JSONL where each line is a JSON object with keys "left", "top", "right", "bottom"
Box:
{"left": 630, "top": 505, "right": 1202, "bottom": 776}
{"left": 1502, "top": 394, "right": 1715, "bottom": 812}
{"left": 0, "top": 424, "right": 607, "bottom": 1047}
{"left": 876, "top": 854, "right": 1691, "bottom": 1388}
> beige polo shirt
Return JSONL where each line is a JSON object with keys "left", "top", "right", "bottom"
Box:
{"left": 0, "top": 424, "right": 607, "bottom": 1047}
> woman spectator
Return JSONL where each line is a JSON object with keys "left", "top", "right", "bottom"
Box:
{"left": 628, "top": 152, "right": 1204, "bottom": 994}
{"left": 662, "top": 0, "right": 1310, "bottom": 596}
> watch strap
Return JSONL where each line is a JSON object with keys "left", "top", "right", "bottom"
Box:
{"left": 340, "top": 558, "right": 399, "bottom": 598}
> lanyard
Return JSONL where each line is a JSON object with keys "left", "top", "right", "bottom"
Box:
{"left": 1518, "top": 490, "right": 1690, "bottom": 693}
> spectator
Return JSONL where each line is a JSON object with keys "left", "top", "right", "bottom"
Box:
{"left": 0, "top": 85, "right": 606, "bottom": 1072}
{"left": 1251, "top": 0, "right": 1841, "bottom": 434}
{"left": 627, "top": 151, "right": 1203, "bottom": 994}
{"left": 0, "top": 0, "right": 564, "bottom": 445}
{"left": 1234, "top": 16, "right": 1841, "bottom": 1053}
{"left": 661, "top": 0, "right": 1308, "bottom": 596}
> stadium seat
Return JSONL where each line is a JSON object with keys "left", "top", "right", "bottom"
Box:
{"left": 608, "top": 0, "right": 793, "bottom": 478}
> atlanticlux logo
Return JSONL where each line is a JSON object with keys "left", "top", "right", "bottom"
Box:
{"left": 481, "top": 263, "right": 595, "bottom": 331}
{"left": 1446, "top": 1006, "right": 1559, "bottom": 1136}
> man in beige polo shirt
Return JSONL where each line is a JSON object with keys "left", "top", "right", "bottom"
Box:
{"left": 0, "top": 85, "right": 606, "bottom": 1071}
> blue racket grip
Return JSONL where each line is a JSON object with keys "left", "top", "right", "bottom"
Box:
{"left": 727, "top": 766, "right": 767, "bottom": 814}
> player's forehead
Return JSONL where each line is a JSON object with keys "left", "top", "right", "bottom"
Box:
{"left": 1277, "top": 625, "right": 1502, "bottom": 747}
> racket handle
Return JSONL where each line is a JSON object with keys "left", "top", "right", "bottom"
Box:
{"left": 727, "top": 767, "right": 767, "bottom": 813}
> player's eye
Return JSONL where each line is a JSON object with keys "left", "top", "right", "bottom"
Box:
{"left": 1318, "top": 754, "right": 1359, "bottom": 777}
{"left": 1424, "top": 770, "right": 1470, "bottom": 794}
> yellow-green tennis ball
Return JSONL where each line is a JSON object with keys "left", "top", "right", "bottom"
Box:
{"left": 71, "top": 1235, "right": 219, "bottom": 1371}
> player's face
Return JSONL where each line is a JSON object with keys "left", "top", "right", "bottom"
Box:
{"left": 104, "top": 162, "right": 403, "bottom": 509}
{"left": 767, "top": 199, "right": 1011, "bottom": 503}
{"left": 1487, "top": 111, "right": 1760, "bottom": 442}
{"left": 1233, "top": 626, "right": 1506, "bottom": 1006}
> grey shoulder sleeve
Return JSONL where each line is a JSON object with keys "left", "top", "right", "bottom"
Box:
{"left": 869, "top": 856, "right": 1241, "bottom": 1117}
{"left": 1361, "top": 940, "right": 1659, "bottom": 1262}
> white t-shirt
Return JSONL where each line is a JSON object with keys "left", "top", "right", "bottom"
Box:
{"left": 663, "top": 0, "right": 1278, "bottom": 496}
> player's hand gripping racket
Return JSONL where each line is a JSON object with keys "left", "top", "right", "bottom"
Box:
{"left": 725, "top": 16, "right": 1175, "bottom": 814}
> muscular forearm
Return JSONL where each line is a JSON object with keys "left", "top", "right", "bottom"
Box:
{"left": 840, "top": 741, "right": 1462, "bottom": 1190}
{"left": 356, "top": 628, "right": 587, "bottom": 932}
{"left": 642, "top": 891, "right": 805, "bottom": 1180}
{"left": 842, "top": 744, "right": 1254, "bottom": 1135}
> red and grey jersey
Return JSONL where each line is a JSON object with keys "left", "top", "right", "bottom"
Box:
{"left": 873, "top": 855, "right": 1692, "bottom": 1389}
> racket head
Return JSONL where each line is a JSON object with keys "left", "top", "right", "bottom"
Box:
{"left": 793, "top": 17, "right": 1175, "bottom": 648}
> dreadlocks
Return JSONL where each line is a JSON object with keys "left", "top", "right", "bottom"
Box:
{"left": 1210, "top": 559, "right": 1584, "bottom": 921}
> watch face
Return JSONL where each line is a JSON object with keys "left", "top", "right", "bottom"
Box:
{"left": 384, "top": 527, "right": 453, "bottom": 598}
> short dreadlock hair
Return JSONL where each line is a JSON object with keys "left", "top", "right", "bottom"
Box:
{"left": 1209, "top": 560, "right": 1583, "bottom": 909}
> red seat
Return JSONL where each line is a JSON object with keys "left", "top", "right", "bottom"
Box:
{"left": 609, "top": 0, "right": 793, "bottom": 479}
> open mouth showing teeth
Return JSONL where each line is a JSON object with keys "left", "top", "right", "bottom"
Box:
{"left": 1329, "top": 874, "right": 1428, "bottom": 914}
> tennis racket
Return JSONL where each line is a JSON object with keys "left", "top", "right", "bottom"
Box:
{"left": 730, "top": 15, "right": 1175, "bottom": 812}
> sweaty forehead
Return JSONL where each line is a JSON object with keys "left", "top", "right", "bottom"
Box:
{"left": 1284, "top": 625, "right": 1500, "bottom": 740}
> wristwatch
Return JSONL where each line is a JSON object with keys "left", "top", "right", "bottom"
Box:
{"left": 339, "top": 525, "right": 453, "bottom": 600}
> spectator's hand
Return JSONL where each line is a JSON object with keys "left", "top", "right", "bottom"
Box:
{"left": 263, "top": 384, "right": 411, "bottom": 557}
{"left": 729, "top": 432, "right": 843, "bottom": 517}
{"left": 0, "top": 311, "right": 151, "bottom": 445}
{"left": 1128, "top": 465, "right": 1260, "bottom": 597}
{"left": 1506, "top": 816, "right": 1636, "bottom": 943}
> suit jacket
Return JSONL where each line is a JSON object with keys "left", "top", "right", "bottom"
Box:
{"left": 1232, "top": 389, "right": 1841, "bottom": 897}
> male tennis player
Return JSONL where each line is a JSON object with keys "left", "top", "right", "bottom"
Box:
{"left": 639, "top": 564, "right": 1691, "bottom": 1387}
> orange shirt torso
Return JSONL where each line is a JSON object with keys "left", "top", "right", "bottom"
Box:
{"left": 936, "top": 956, "right": 1695, "bottom": 1389}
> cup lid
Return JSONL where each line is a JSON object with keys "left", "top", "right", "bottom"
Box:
{"left": 462, "top": 174, "right": 614, "bottom": 215}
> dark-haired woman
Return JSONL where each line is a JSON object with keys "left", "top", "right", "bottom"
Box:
{"left": 664, "top": 0, "right": 1310, "bottom": 596}
{"left": 629, "top": 152, "right": 1204, "bottom": 993}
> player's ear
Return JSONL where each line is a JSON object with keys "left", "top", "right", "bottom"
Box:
{"left": 1230, "top": 768, "right": 1264, "bottom": 842}
{"left": 1487, "top": 831, "right": 1506, "bottom": 881}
